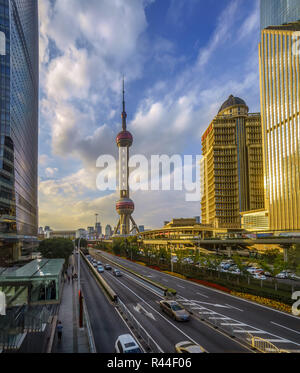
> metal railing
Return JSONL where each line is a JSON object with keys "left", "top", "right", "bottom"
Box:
{"left": 116, "top": 298, "right": 163, "bottom": 353}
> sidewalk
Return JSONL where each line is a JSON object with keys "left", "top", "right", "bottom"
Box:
{"left": 52, "top": 255, "right": 90, "bottom": 353}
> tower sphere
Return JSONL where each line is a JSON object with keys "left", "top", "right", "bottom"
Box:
{"left": 116, "top": 198, "right": 135, "bottom": 215}
{"left": 116, "top": 130, "right": 133, "bottom": 147}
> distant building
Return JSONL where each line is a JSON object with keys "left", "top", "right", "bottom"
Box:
{"left": 38, "top": 227, "right": 44, "bottom": 235}
{"left": 76, "top": 229, "right": 87, "bottom": 239}
{"left": 44, "top": 226, "right": 51, "bottom": 232}
{"left": 194, "top": 216, "right": 200, "bottom": 224}
{"left": 260, "top": 0, "right": 300, "bottom": 30}
{"left": 105, "top": 224, "right": 113, "bottom": 238}
{"left": 49, "top": 230, "right": 76, "bottom": 240}
{"left": 95, "top": 222, "right": 102, "bottom": 237}
{"left": 201, "top": 96, "right": 264, "bottom": 229}
{"left": 138, "top": 225, "right": 145, "bottom": 232}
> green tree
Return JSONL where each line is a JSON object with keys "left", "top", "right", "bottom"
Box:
{"left": 39, "top": 238, "right": 73, "bottom": 268}
{"left": 286, "top": 244, "right": 300, "bottom": 273}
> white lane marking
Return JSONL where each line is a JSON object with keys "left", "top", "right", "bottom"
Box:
{"left": 221, "top": 323, "right": 247, "bottom": 326}
{"left": 209, "top": 317, "right": 230, "bottom": 320}
{"left": 233, "top": 330, "right": 266, "bottom": 334}
{"left": 198, "top": 311, "right": 217, "bottom": 315}
{"left": 177, "top": 285, "right": 185, "bottom": 289}
{"left": 265, "top": 339, "right": 291, "bottom": 343}
{"left": 177, "top": 295, "right": 300, "bottom": 347}
{"left": 196, "top": 292, "right": 209, "bottom": 298}
{"left": 190, "top": 300, "right": 231, "bottom": 309}
{"left": 270, "top": 322, "right": 300, "bottom": 335}
{"left": 133, "top": 303, "right": 156, "bottom": 321}
{"left": 225, "top": 303, "right": 243, "bottom": 312}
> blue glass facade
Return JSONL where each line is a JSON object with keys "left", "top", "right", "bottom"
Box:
{"left": 0, "top": 0, "right": 38, "bottom": 264}
{"left": 261, "top": 0, "right": 300, "bottom": 29}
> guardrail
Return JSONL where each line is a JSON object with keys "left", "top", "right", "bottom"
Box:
{"left": 80, "top": 250, "right": 117, "bottom": 302}
{"left": 82, "top": 295, "right": 96, "bottom": 353}
{"left": 251, "top": 336, "right": 280, "bottom": 353}
{"left": 116, "top": 298, "right": 163, "bottom": 353}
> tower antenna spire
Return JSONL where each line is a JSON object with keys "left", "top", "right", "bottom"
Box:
{"left": 122, "top": 75, "right": 127, "bottom": 130}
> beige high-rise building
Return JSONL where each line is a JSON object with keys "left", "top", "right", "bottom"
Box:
{"left": 259, "top": 21, "right": 300, "bottom": 231}
{"left": 201, "top": 96, "right": 265, "bottom": 229}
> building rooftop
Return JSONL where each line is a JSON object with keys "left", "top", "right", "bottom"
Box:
{"left": 0, "top": 259, "right": 65, "bottom": 280}
{"left": 218, "top": 95, "right": 248, "bottom": 114}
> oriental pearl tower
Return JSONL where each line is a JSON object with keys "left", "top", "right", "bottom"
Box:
{"left": 113, "top": 79, "right": 139, "bottom": 236}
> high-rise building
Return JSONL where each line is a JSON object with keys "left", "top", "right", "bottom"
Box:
{"left": 259, "top": 20, "right": 300, "bottom": 230}
{"left": 105, "top": 224, "right": 112, "bottom": 238}
{"left": 260, "top": 0, "right": 300, "bottom": 30}
{"left": 95, "top": 222, "right": 102, "bottom": 237}
{"left": 138, "top": 225, "right": 145, "bottom": 232}
{"left": 201, "top": 96, "right": 264, "bottom": 229}
{"left": 0, "top": 1, "right": 38, "bottom": 265}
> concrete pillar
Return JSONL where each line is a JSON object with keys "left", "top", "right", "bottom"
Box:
{"left": 227, "top": 246, "right": 232, "bottom": 258}
{"left": 283, "top": 248, "right": 288, "bottom": 263}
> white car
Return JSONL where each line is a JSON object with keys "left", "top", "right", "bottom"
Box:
{"left": 276, "top": 272, "right": 287, "bottom": 279}
{"left": 252, "top": 274, "right": 267, "bottom": 280}
{"left": 115, "top": 334, "right": 143, "bottom": 353}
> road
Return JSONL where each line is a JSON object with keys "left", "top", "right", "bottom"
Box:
{"left": 94, "top": 250, "right": 300, "bottom": 352}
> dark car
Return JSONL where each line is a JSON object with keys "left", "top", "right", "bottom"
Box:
{"left": 113, "top": 269, "right": 122, "bottom": 277}
{"left": 104, "top": 264, "right": 112, "bottom": 270}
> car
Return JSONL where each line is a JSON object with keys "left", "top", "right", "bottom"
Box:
{"left": 276, "top": 272, "right": 287, "bottom": 279}
{"left": 175, "top": 341, "right": 205, "bottom": 353}
{"left": 252, "top": 274, "right": 267, "bottom": 280}
{"left": 93, "top": 262, "right": 98, "bottom": 268}
{"left": 159, "top": 300, "right": 190, "bottom": 321}
{"left": 97, "top": 266, "right": 104, "bottom": 273}
{"left": 97, "top": 261, "right": 102, "bottom": 265}
{"left": 104, "top": 264, "right": 112, "bottom": 270}
{"left": 113, "top": 269, "right": 122, "bottom": 277}
{"left": 115, "top": 334, "right": 143, "bottom": 353}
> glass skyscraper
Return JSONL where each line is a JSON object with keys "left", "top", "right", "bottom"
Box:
{"left": 0, "top": 0, "right": 38, "bottom": 265}
{"left": 259, "top": 20, "right": 300, "bottom": 230}
{"left": 261, "top": 0, "right": 300, "bottom": 30}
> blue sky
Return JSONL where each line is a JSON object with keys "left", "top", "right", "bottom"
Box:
{"left": 38, "top": 0, "right": 261, "bottom": 231}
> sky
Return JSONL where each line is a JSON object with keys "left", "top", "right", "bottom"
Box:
{"left": 38, "top": 0, "right": 261, "bottom": 231}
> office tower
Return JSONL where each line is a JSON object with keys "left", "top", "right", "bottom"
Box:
{"left": 259, "top": 20, "right": 300, "bottom": 230}
{"left": 0, "top": 0, "right": 39, "bottom": 265}
{"left": 138, "top": 225, "right": 145, "bottom": 232}
{"left": 95, "top": 222, "right": 102, "bottom": 237}
{"left": 105, "top": 224, "right": 112, "bottom": 238}
{"left": 114, "top": 79, "right": 139, "bottom": 236}
{"left": 260, "top": 0, "right": 300, "bottom": 30}
{"left": 201, "top": 95, "right": 264, "bottom": 229}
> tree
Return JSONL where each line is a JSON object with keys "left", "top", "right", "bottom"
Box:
{"left": 39, "top": 238, "right": 73, "bottom": 268}
{"left": 286, "top": 244, "right": 300, "bottom": 273}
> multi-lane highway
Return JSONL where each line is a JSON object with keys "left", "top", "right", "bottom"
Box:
{"left": 88, "top": 250, "right": 300, "bottom": 353}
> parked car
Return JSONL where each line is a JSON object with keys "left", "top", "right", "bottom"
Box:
{"left": 252, "top": 273, "right": 267, "bottom": 280}
{"left": 159, "top": 300, "right": 190, "bottom": 321}
{"left": 113, "top": 269, "right": 122, "bottom": 277}
{"left": 175, "top": 341, "right": 205, "bottom": 353}
{"left": 104, "top": 264, "right": 112, "bottom": 270}
{"left": 276, "top": 272, "right": 288, "bottom": 279}
{"left": 97, "top": 266, "right": 104, "bottom": 273}
{"left": 115, "top": 334, "right": 143, "bottom": 353}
